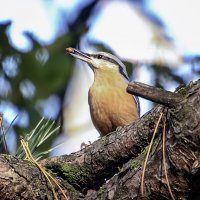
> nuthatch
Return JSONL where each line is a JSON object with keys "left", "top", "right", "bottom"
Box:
{"left": 66, "top": 47, "right": 140, "bottom": 136}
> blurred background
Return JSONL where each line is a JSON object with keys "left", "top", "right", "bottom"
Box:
{"left": 0, "top": 0, "right": 199, "bottom": 156}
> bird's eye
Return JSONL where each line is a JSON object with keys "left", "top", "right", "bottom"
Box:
{"left": 97, "top": 55, "right": 102, "bottom": 59}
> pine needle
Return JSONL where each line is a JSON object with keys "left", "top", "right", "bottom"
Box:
{"left": 20, "top": 138, "right": 69, "bottom": 200}
{"left": 162, "top": 118, "right": 175, "bottom": 200}
{"left": 0, "top": 113, "right": 8, "bottom": 153}
{"left": 141, "top": 112, "right": 163, "bottom": 196}
{"left": 16, "top": 118, "right": 59, "bottom": 160}
{"left": 5, "top": 115, "right": 18, "bottom": 135}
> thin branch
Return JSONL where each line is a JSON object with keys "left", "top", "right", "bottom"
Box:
{"left": 127, "top": 82, "right": 183, "bottom": 108}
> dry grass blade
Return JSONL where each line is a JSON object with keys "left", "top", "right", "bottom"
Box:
{"left": 162, "top": 118, "right": 175, "bottom": 200}
{"left": 20, "top": 138, "right": 69, "bottom": 200}
{"left": 141, "top": 112, "right": 163, "bottom": 196}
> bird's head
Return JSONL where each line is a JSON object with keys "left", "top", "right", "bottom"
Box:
{"left": 66, "top": 47, "right": 129, "bottom": 80}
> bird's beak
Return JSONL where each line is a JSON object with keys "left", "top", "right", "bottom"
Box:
{"left": 66, "top": 47, "right": 92, "bottom": 64}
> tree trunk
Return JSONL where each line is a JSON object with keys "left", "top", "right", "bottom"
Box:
{"left": 0, "top": 80, "right": 199, "bottom": 200}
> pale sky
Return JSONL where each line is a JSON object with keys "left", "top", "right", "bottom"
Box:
{"left": 1, "top": 0, "right": 200, "bottom": 55}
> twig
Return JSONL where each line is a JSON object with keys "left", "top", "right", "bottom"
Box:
{"left": 127, "top": 82, "right": 182, "bottom": 108}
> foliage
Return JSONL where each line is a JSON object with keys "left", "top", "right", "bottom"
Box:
{"left": 0, "top": 1, "right": 99, "bottom": 154}
{"left": 16, "top": 118, "right": 60, "bottom": 160}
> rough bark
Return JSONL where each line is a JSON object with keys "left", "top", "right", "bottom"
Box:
{"left": 127, "top": 82, "right": 183, "bottom": 107}
{"left": 0, "top": 80, "right": 199, "bottom": 200}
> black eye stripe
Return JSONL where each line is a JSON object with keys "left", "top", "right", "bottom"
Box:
{"left": 92, "top": 54, "right": 129, "bottom": 80}
{"left": 93, "top": 54, "right": 118, "bottom": 65}
{"left": 92, "top": 54, "right": 103, "bottom": 59}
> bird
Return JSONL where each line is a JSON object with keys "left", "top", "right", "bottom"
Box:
{"left": 66, "top": 47, "right": 140, "bottom": 137}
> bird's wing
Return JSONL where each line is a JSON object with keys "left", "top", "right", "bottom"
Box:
{"left": 133, "top": 95, "right": 140, "bottom": 116}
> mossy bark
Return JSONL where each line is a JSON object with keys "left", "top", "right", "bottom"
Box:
{"left": 0, "top": 80, "right": 199, "bottom": 199}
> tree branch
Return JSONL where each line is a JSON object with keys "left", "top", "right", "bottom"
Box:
{"left": 127, "top": 82, "right": 183, "bottom": 108}
{"left": 0, "top": 155, "right": 72, "bottom": 199}
{"left": 0, "top": 80, "right": 199, "bottom": 199}
{"left": 85, "top": 80, "right": 200, "bottom": 199}
{"left": 41, "top": 106, "right": 163, "bottom": 193}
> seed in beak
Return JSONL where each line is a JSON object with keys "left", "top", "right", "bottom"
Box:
{"left": 66, "top": 47, "right": 74, "bottom": 54}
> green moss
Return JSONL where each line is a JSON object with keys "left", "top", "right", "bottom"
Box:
{"left": 4, "top": 154, "right": 13, "bottom": 161}
{"left": 170, "top": 104, "right": 193, "bottom": 121}
{"left": 48, "top": 167, "right": 78, "bottom": 199}
{"left": 185, "top": 104, "right": 193, "bottom": 113}
{"left": 169, "top": 108, "right": 177, "bottom": 114}
{"left": 141, "top": 146, "right": 149, "bottom": 156}
{"left": 98, "top": 186, "right": 107, "bottom": 195}
{"left": 176, "top": 80, "right": 200, "bottom": 96}
{"left": 60, "top": 163, "right": 90, "bottom": 185}
{"left": 101, "top": 136, "right": 110, "bottom": 146}
{"left": 64, "top": 182, "right": 77, "bottom": 199}
{"left": 130, "top": 159, "right": 141, "bottom": 171}
{"left": 147, "top": 115, "right": 155, "bottom": 123}
{"left": 177, "top": 84, "right": 191, "bottom": 96}
{"left": 169, "top": 107, "right": 181, "bottom": 121}
{"left": 118, "top": 166, "right": 123, "bottom": 172}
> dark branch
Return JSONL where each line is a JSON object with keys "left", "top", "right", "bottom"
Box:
{"left": 0, "top": 80, "right": 199, "bottom": 199}
{"left": 127, "top": 82, "right": 183, "bottom": 108}
{"left": 41, "top": 106, "right": 163, "bottom": 193}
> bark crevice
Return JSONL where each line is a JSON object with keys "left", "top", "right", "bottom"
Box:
{"left": 0, "top": 80, "right": 199, "bottom": 199}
